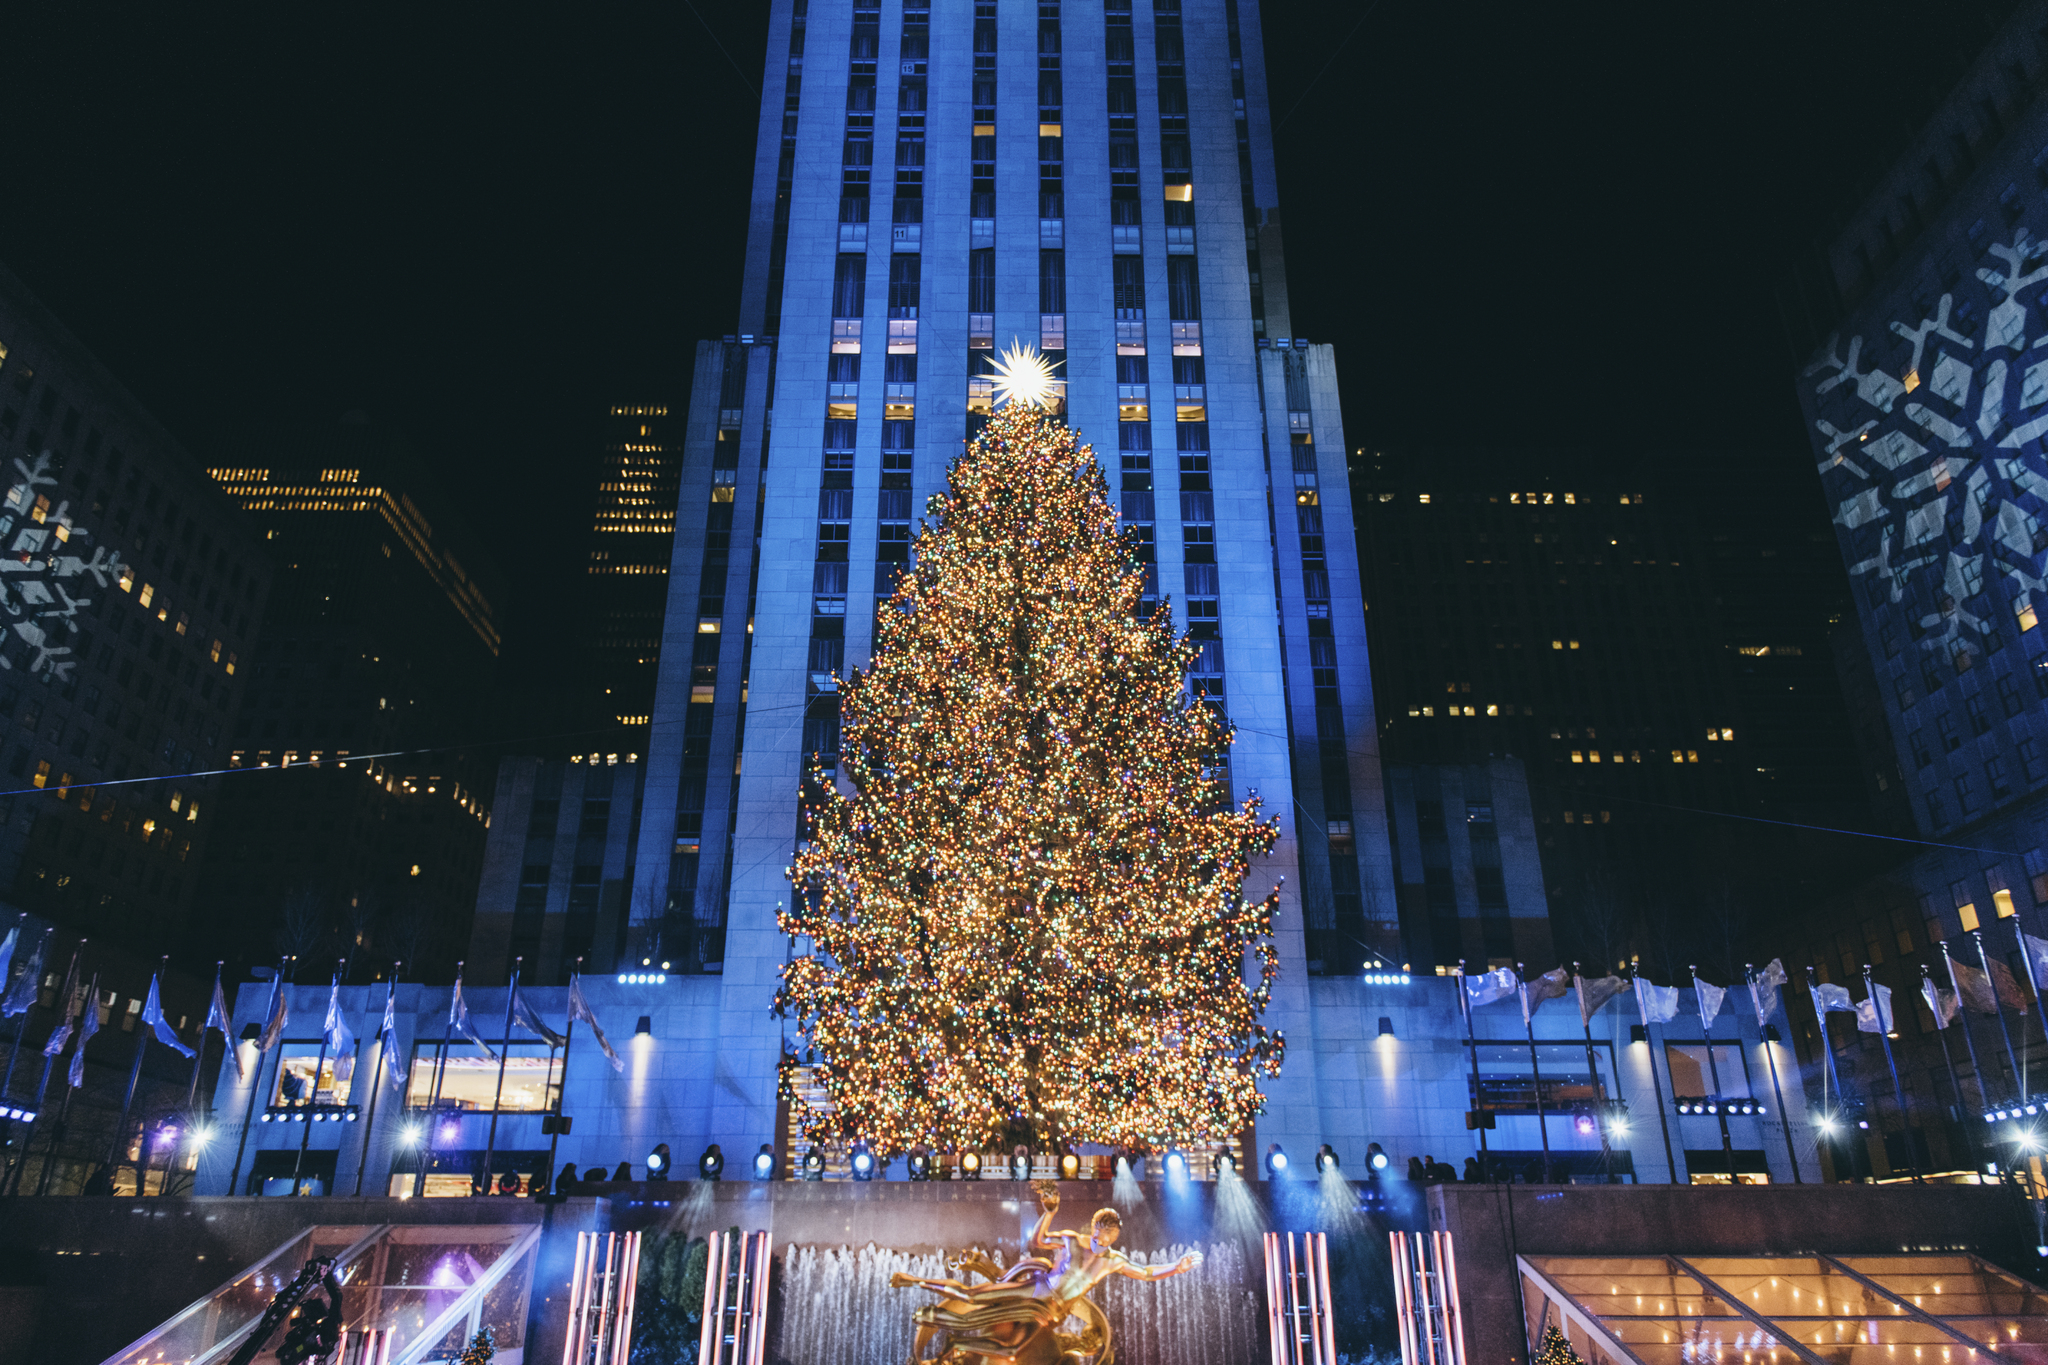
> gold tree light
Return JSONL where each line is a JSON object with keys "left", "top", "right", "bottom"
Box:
{"left": 775, "top": 400, "right": 1285, "bottom": 1157}
{"left": 988, "top": 339, "right": 1060, "bottom": 409}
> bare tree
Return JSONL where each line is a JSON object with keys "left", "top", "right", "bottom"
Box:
{"left": 341, "top": 891, "right": 382, "bottom": 982}
{"left": 1567, "top": 865, "right": 1634, "bottom": 975}
{"left": 276, "top": 886, "right": 329, "bottom": 968}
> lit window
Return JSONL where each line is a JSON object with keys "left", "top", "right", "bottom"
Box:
{"left": 1421, "top": 706, "right": 1433, "bottom": 717}
{"left": 1600, "top": 810, "right": 1611, "bottom": 823}
{"left": 31, "top": 760, "right": 48, "bottom": 789}
{"left": 1590, "top": 750, "right": 1603, "bottom": 763}
{"left": 1568, "top": 640, "right": 1579, "bottom": 649}
{"left": 175, "top": 612, "right": 189, "bottom": 636}
{"left": 1543, "top": 493, "right": 1554, "bottom": 505}
{"left": 169, "top": 790, "right": 184, "bottom": 812}
{"left": 209, "top": 639, "right": 222, "bottom": 663}
{"left": 409, "top": 864, "right": 421, "bottom": 876}
{"left": 1551, "top": 640, "right": 1563, "bottom": 650}
{"left": 1630, "top": 750, "right": 1641, "bottom": 763}
{"left": 1707, "top": 729, "right": 1719, "bottom": 742}
{"left": 1958, "top": 901, "right": 1980, "bottom": 932}
{"left": 1564, "top": 811, "right": 1576, "bottom": 823}
{"left": 138, "top": 583, "right": 154, "bottom": 608}
{"left": 1418, "top": 493, "right": 1431, "bottom": 504}
{"left": 225, "top": 653, "right": 237, "bottom": 676}
{"left": 1485, "top": 704, "right": 1498, "bottom": 716}
{"left": 1671, "top": 750, "right": 1684, "bottom": 763}
{"left": 1462, "top": 705, "right": 1474, "bottom": 716}
{"left": 1572, "top": 751, "right": 1584, "bottom": 763}
{"left": 1510, "top": 493, "right": 1521, "bottom": 504}
{"left": 1687, "top": 750, "right": 1699, "bottom": 763}
{"left": 1719, "top": 727, "right": 1733, "bottom": 741}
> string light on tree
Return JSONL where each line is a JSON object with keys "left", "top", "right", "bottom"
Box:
{"left": 775, "top": 398, "right": 1285, "bottom": 1157}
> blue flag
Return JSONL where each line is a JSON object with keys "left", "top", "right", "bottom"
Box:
{"left": 69, "top": 984, "right": 100, "bottom": 1088}
{"left": 450, "top": 976, "right": 496, "bottom": 1060}
{"left": 140, "top": 974, "right": 196, "bottom": 1059}
{"left": 0, "top": 930, "right": 46, "bottom": 1017}
{"left": 378, "top": 986, "right": 405, "bottom": 1090}
{"left": 512, "top": 986, "right": 565, "bottom": 1049}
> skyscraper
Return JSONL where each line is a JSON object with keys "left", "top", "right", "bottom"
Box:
{"left": 578, "top": 404, "right": 680, "bottom": 746}
{"left": 630, "top": 0, "right": 1392, "bottom": 1162}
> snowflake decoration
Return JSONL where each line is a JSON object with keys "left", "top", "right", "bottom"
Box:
{"left": 0, "top": 452, "right": 127, "bottom": 684}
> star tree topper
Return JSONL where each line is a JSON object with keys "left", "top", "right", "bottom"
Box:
{"left": 988, "top": 339, "right": 1061, "bottom": 410}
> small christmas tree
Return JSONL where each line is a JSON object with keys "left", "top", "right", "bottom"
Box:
{"left": 1534, "top": 1324, "right": 1583, "bottom": 1365}
{"left": 776, "top": 392, "right": 1284, "bottom": 1155}
{"left": 456, "top": 1326, "right": 495, "bottom": 1365}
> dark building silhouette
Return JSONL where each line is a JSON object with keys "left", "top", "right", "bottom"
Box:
{"left": 577, "top": 404, "right": 681, "bottom": 751}
{"left": 196, "top": 416, "right": 502, "bottom": 978}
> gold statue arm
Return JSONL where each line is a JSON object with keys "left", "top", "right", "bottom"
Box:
{"left": 1116, "top": 1249, "right": 1204, "bottom": 1282}
{"left": 1027, "top": 1180, "right": 1085, "bottom": 1256}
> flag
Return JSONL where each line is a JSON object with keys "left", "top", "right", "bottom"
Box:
{"left": 1695, "top": 979, "right": 1727, "bottom": 1022}
{"left": 450, "top": 977, "right": 496, "bottom": 1060}
{"left": 323, "top": 978, "right": 356, "bottom": 1088}
{"left": 1634, "top": 978, "right": 1680, "bottom": 1025}
{"left": 512, "top": 986, "right": 566, "bottom": 1049}
{"left": 1989, "top": 958, "right": 2031, "bottom": 1011}
{"left": 1522, "top": 966, "right": 1571, "bottom": 1024}
{"left": 1949, "top": 961, "right": 2015, "bottom": 1015}
{"left": 1466, "top": 967, "right": 1519, "bottom": 1009}
{"left": 42, "top": 959, "right": 82, "bottom": 1058}
{"left": 257, "top": 982, "right": 288, "bottom": 1053}
{"left": 1576, "top": 974, "right": 1627, "bottom": 1025}
{"left": 1750, "top": 960, "right": 1789, "bottom": 1027}
{"left": 1811, "top": 982, "right": 1857, "bottom": 1014}
{"left": 140, "top": 974, "right": 196, "bottom": 1059}
{"left": 2024, "top": 932, "right": 2048, "bottom": 992}
{"left": 206, "top": 970, "right": 245, "bottom": 1081}
{"left": 1922, "top": 977, "right": 1959, "bottom": 1029}
{"left": 69, "top": 985, "right": 100, "bottom": 1088}
{"left": 0, "top": 922, "right": 18, "bottom": 998}
{"left": 0, "top": 931, "right": 45, "bottom": 1017}
{"left": 568, "top": 974, "right": 623, "bottom": 1072}
{"left": 378, "top": 987, "right": 405, "bottom": 1090}
{"left": 1855, "top": 981, "right": 1894, "bottom": 1034}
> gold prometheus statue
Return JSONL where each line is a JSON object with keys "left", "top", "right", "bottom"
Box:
{"left": 890, "top": 1180, "right": 1202, "bottom": 1365}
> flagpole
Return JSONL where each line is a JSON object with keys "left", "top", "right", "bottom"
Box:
{"left": 354, "top": 966, "right": 400, "bottom": 1198}
{"left": 1922, "top": 964, "right": 1982, "bottom": 1174}
{"left": 228, "top": 957, "right": 289, "bottom": 1197}
{"left": 540, "top": 961, "right": 581, "bottom": 1195}
{"left": 1941, "top": 942, "right": 1993, "bottom": 1116}
{"left": 106, "top": 956, "right": 169, "bottom": 1194}
{"left": 417, "top": 963, "right": 461, "bottom": 1198}
{"left": 1517, "top": 963, "right": 1553, "bottom": 1184}
{"left": 39, "top": 970, "right": 99, "bottom": 1196}
{"left": 1456, "top": 960, "right": 1490, "bottom": 1182}
{"left": 1573, "top": 965, "right": 1617, "bottom": 1182}
{"left": 1804, "top": 967, "right": 1844, "bottom": 1116}
{"left": 1864, "top": 964, "right": 1921, "bottom": 1183}
{"left": 1689, "top": 967, "right": 1740, "bottom": 1182}
{"left": 1746, "top": 965, "right": 1801, "bottom": 1184}
{"left": 184, "top": 962, "right": 223, "bottom": 1115}
{"left": 1975, "top": 930, "right": 2025, "bottom": 1102}
{"left": 1630, "top": 968, "right": 1679, "bottom": 1184}
{"left": 2, "top": 939, "right": 80, "bottom": 1197}
{"left": 482, "top": 959, "right": 520, "bottom": 1193}
{"left": 290, "top": 962, "right": 341, "bottom": 1194}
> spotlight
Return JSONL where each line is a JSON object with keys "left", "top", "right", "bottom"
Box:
{"left": 1857, "top": 1120, "right": 1870, "bottom": 1130}
{"left": 1164, "top": 1150, "right": 1187, "bottom": 1180}
{"left": 1215, "top": 1146, "right": 1238, "bottom": 1177}
{"left": 401, "top": 1122, "right": 424, "bottom": 1147}
{"left": 802, "top": 1146, "right": 825, "bottom": 1181}
{"left": 1816, "top": 1117, "right": 1839, "bottom": 1137}
{"left": 1010, "top": 1147, "right": 1030, "bottom": 1181}
{"left": 1266, "top": 1143, "right": 1289, "bottom": 1177}
{"left": 1377, "top": 1016, "right": 1395, "bottom": 1037}
{"left": 1574, "top": 1112, "right": 1597, "bottom": 1138}
{"left": 697, "top": 1143, "right": 722, "bottom": 1181}
{"left": 852, "top": 1142, "right": 875, "bottom": 1181}
{"left": 961, "top": 1150, "right": 982, "bottom": 1181}
{"left": 1705, "top": 1104, "right": 1718, "bottom": 1115}
{"left": 1315, "top": 1144, "right": 1339, "bottom": 1173}
{"left": 1059, "top": 1152, "right": 1079, "bottom": 1180}
{"left": 2030, "top": 1106, "right": 2041, "bottom": 1117}
{"left": 908, "top": 1150, "right": 931, "bottom": 1181}
{"left": 647, "top": 1143, "right": 671, "bottom": 1180}
{"left": 1366, "top": 1142, "right": 1390, "bottom": 1172}
{"left": 754, "top": 1144, "right": 776, "bottom": 1181}
{"left": 260, "top": 1112, "right": 272, "bottom": 1124}
{"left": 635, "top": 1015, "right": 652, "bottom": 1036}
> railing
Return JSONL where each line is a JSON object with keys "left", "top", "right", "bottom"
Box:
{"left": 698, "top": 1230, "right": 771, "bottom": 1365}
{"left": 1393, "top": 1231, "right": 1467, "bottom": 1365}
{"left": 1264, "top": 1231, "right": 1337, "bottom": 1365}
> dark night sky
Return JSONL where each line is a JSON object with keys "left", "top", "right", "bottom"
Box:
{"left": 0, "top": 1, "right": 2015, "bottom": 686}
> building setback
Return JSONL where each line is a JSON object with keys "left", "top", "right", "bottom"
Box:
{"left": 600, "top": 0, "right": 1397, "bottom": 1170}
{"left": 0, "top": 262, "right": 268, "bottom": 946}
{"left": 196, "top": 418, "right": 500, "bottom": 978}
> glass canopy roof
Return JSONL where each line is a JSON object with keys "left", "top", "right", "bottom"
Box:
{"left": 1520, "top": 1253, "right": 2048, "bottom": 1365}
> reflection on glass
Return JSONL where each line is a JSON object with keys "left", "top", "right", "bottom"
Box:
{"left": 405, "top": 1047, "right": 558, "bottom": 1112}
{"left": 273, "top": 1048, "right": 352, "bottom": 1106}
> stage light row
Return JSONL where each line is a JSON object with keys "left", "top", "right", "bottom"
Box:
{"left": 1674, "top": 1100, "right": 1764, "bottom": 1116}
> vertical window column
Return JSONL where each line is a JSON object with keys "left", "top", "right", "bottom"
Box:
{"left": 764, "top": 2, "right": 808, "bottom": 330}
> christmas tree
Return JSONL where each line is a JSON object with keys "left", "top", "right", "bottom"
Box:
{"left": 456, "top": 1326, "right": 495, "bottom": 1365}
{"left": 776, "top": 380, "right": 1284, "bottom": 1156}
{"left": 1534, "top": 1325, "right": 1583, "bottom": 1365}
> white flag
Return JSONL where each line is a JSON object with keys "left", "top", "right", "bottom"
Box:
{"left": 1750, "top": 959, "right": 1789, "bottom": 1027}
{"left": 1811, "top": 982, "right": 1857, "bottom": 1015}
{"left": 1695, "top": 979, "right": 1727, "bottom": 1022}
{"left": 1856, "top": 981, "right": 1895, "bottom": 1034}
{"left": 2023, "top": 933, "right": 2048, "bottom": 992}
{"left": 323, "top": 979, "right": 356, "bottom": 1088}
{"left": 379, "top": 988, "right": 405, "bottom": 1090}
{"left": 1921, "top": 977, "right": 1959, "bottom": 1029}
{"left": 568, "top": 974, "right": 623, "bottom": 1072}
{"left": 449, "top": 976, "right": 496, "bottom": 1060}
{"left": 1634, "top": 978, "right": 1680, "bottom": 1024}
{"left": 1465, "top": 967, "right": 1519, "bottom": 1010}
